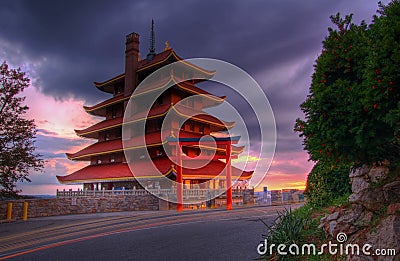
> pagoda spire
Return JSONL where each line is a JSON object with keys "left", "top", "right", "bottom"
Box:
{"left": 147, "top": 19, "right": 156, "bottom": 60}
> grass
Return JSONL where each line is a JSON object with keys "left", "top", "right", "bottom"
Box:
{"left": 330, "top": 193, "right": 351, "bottom": 208}
{"left": 258, "top": 200, "right": 350, "bottom": 260}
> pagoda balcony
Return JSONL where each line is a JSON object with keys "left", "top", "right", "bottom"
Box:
{"left": 56, "top": 187, "right": 251, "bottom": 201}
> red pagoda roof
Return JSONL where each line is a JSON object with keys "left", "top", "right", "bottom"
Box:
{"left": 123, "top": 103, "right": 235, "bottom": 130}
{"left": 75, "top": 116, "right": 123, "bottom": 139}
{"left": 68, "top": 131, "right": 199, "bottom": 160}
{"left": 83, "top": 94, "right": 129, "bottom": 116}
{"left": 67, "top": 130, "right": 244, "bottom": 161}
{"left": 66, "top": 139, "right": 122, "bottom": 161}
{"left": 66, "top": 132, "right": 164, "bottom": 161}
{"left": 75, "top": 103, "right": 170, "bottom": 138}
{"left": 181, "top": 159, "right": 253, "bottom": 180}
{"left": 93, "top": 49, "right": 215, "bottom": 90}
{"left": 85, "top": 76, "right": 225, "bottom": 116}
{"left": 170, "top": 104, "right": 235, "bottom": 131}
{"left": 56, "top": 161, "right": 172, "bottom": 184}
{"left": 57, "top": 158, "right": 253, "bottom": 184}
{"left": 132, "top": 75, "right": 224, "bottom": 101}
{"left": 77, "top": 103, "right": 234, "bottom": 139}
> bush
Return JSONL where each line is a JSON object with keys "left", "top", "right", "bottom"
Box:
{"left": 304, "top": 161, "right": 351, "bottom": 207}
{"left": 295, "top": 1, "right": 400, "bottom": 168}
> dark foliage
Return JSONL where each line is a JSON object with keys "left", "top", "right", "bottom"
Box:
{"left": 0, "top": 61, "right": 44, "bottom": 198}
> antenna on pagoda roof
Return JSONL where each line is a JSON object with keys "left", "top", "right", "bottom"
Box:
{"left": 147, "top": 19, "right": 156, "bottom": 61}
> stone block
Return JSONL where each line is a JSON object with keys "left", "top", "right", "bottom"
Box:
{"left": 383, "top": 180, "right": 400, "bottom": 203}
{"left": 368, "top": 165, "right": 389, "bottom": 183}
{"left": 351, "top": 176, "right": 370, "bottom": 194}
{"left": 327, "top": 211, "right": 340, "bottom": 221}
{"left": 363, "top": 215, "right": 400, "bottom": 261}
{"left": 349, "top": 188, "right": 387, "bottom": 212}
{"left": 349, "top": 165, "right": 369, "bottom": 178}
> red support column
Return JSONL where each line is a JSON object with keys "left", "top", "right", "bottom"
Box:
{"left": 226, "top": 141, "right": 232, "bottom": 210}
{"left": 176, "top": 144, "right": 183, "bottom": 212}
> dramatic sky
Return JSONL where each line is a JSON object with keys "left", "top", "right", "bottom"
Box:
{"left": 0, "top": 0, "right": 390, "bottom": 195}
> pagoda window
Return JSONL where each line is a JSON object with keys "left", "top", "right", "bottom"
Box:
{"left": 113, "top": 83, "right": 123, "bottom": 96}
{"left": 116, "top": 128, "right": 122, "bottom": 139}
{"left": 199, "top": 125, "right": 204, "bottom": 134}
{"left": 156, "top": 95, "right": 163, "bottom": 106}
{"left": 105, "top": 132, "right": 110, "bottom": 141}
{"left": 189, "top": 121, "right": 194, "bottom": 132}
{"left": 145, "top": 120, "right": 158, "bottom": 133}
{"left": 97, "top": 158, "right": 102, "bottom": 164}
{"left": 156, "top": 149, "right": 163, "bottom": 157}
{"left": 110, "top": 154, "right": 115, "bottom": 163}
{"left": 111, "top": 107, "right": 117, "bottom": 119}
{"left": 156, "top": 118, "right": 163, "bottom": 131}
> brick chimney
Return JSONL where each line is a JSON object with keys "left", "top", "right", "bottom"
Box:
{"left": 124, "top": 32, "right": 140, "bottom": 96}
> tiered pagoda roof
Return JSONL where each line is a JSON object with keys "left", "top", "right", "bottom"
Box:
{"left": 93, "top": 49, "right": 215, "bottom": 94}
{"left": 57, "top": 158, "right": 253, "bottom": 184}
{"left": 85, "top": 75, "right": 225, "bottom": 117}
{"left": 57, "top": 30, "right": 253, "bottom": 187}
{"left": 67, "top": 130, "right": 244, "bottom": 161}
{"left": 76, "top": 103, "right": 235, "bottom": 139}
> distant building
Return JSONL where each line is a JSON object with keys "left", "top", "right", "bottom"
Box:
{"left": 266, "top": 189, "right": 305, "bottom": 205}
{"left": 270, "top": 190, "right": 283, "bottom": 204}
{"left": 254, "top": 187, "right": 271, "bottom": 205}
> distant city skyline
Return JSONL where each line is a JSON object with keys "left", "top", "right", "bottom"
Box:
{"left": 0, "top": 0, "right": 390, "bottom": 194}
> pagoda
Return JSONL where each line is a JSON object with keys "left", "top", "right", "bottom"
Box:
{"left": 57, "top": 22, "right": 253, "bottom": 201}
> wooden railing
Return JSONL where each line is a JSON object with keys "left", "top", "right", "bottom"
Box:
{"left": 56, "top": 188, "right": 248, "bottom": 199}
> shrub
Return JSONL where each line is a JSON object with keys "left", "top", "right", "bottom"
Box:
{"left": 295, "top": 1, "right": 400, "bottom": 168}
{"left": 304, "top": 161, "right": 351, "bottom": 207}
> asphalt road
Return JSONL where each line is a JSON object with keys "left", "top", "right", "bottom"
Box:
{"left": 0, "top": 204, "right": 301, "bottom": 261}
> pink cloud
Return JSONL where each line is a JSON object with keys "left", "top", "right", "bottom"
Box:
{"left": 255, "top": 151, "right": 314, "bottom": 191}
{"left": 18, "top": 158, "right": 88, "bottom": 195}
{"left": 23, "top": 85, "right": 98, "bottom": 139}
{"left": 15, "top": 85, "right": 96, "bottom": 195}
{"left": 18, "top": 85, "right": 314, "bottom": 194}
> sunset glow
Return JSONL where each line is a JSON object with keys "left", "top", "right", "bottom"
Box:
{"left": 1, "top": 1, "right": 386, "bottom": 195}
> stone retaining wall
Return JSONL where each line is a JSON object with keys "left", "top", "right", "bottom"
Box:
{"left": 0, "top": 195, "right": 159, "bottom": 220}
{"left": 319, "top": 164, "right": 400, "bottom": 261}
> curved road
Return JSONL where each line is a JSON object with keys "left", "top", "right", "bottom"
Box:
{"left": 0, "top": 204, "right": 301, "bottom": 261}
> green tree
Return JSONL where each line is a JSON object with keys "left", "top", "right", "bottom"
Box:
{"left": 0, "top": 61, "right": 44, "bottom": 198}
{"left": 296, "top": 1, "right": 400, "bottom": 167}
